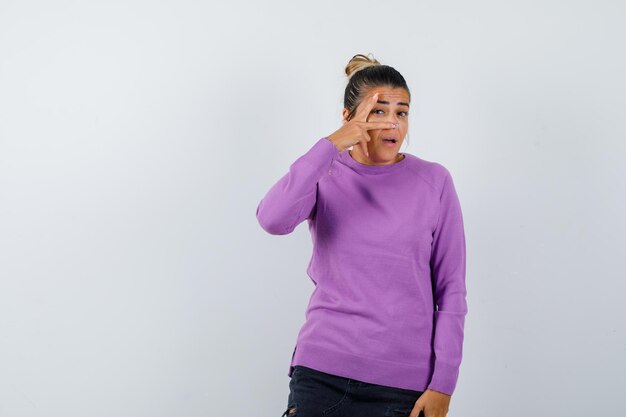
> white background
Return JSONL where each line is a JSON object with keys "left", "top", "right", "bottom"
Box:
{"left": 1, "top": 1, "right": 624, "bottom": 416}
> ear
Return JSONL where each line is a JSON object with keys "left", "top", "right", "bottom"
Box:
{"left": 342, "top": 108, "right": 350, "bottom": 125}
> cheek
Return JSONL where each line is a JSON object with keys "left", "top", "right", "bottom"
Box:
{"left": 368, "top": 129, "right": 380, "bottom": 139}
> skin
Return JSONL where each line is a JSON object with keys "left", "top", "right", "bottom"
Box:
{"left": 327, "top": 85, "right": 453, "bottom": 417}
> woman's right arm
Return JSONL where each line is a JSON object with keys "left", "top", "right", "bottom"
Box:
{"left": 256, "top": 92, "right": 397, "bottom": 235}
{"left": 255, "top": 137, "right": 340, "bottom": 235}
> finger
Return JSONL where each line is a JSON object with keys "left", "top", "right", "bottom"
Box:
{"left": 362, "top": 121, "right": 397, "bottom": 131}
{"left": 360, "top": 133, "right": 370, "bottom": 157}
{"left": 354, "top": 92, "right": 379, "bottom": 122}
{"left": 360, "top": 141, "right": 369, "bottom": 157}
{"left": 355, "top": 92, "right": 378, "bottom": 122}
{"left": 409, "top": 405, "right": 425, "bottom": 417}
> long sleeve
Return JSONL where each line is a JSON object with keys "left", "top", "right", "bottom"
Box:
{"left": 256, "top": 137, "right": 339, "bottom": 235}
{"left": 426, "top": 170, "right": 468, "bottom": 396}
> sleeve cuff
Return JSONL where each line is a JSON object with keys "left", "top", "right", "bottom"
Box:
{"left": 287, "top": 137, "right": 339, "bottom": 179}
{"left": 426, "top": 360, "right": 460, "bottom": 396}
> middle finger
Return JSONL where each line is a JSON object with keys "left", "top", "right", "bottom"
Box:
{"left": 354, "top": 92, "right": 379, "bottom": 122}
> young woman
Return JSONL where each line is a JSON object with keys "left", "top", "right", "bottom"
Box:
{"left": 256, "top": 53, "right": 468, "bottom": 417}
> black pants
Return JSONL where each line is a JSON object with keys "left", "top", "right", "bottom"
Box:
{"left": 282, "top": 365, "right": 425, "bottom": 417}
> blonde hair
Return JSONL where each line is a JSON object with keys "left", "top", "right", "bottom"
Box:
{"left": 345, "top": 53, "right": 381, "bottom": 79}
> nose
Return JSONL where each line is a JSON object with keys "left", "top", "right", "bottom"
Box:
{"left": 386, "top": 119, "right": 400, "bottom": 130}
{"left": 384, "top": 113, "right": 400, "bottom": 127}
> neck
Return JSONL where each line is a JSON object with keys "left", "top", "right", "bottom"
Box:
{"left": 349, "top": 150, "right": 404, "bottom": 166}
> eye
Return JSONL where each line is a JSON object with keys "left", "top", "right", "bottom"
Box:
{"left": 372, "top": 109, "right": 385, "bottom": 114}
{"left": 398, "top": 111, "right": 408, "bottom": 117}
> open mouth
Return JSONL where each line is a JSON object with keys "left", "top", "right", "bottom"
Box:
{"left": 383, "top": 138, "right": 397, "bottom": 144}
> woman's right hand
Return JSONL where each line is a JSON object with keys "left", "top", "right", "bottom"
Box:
{"left": 326, "top": 92, "right": 397, "bottom": 157}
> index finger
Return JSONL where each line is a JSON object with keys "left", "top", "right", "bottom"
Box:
{"left": 354, "top": 92, "right": 379, "bottom": 122}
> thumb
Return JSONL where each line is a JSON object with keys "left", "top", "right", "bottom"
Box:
{"left": 410, "top": 402, "right": 426, "bottom": 417}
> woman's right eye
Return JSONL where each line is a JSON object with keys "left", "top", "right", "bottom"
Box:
{"left": 372, "top": 109, "right": 384, "bottom": 114}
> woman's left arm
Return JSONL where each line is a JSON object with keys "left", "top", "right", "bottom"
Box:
{"left": 411, "top": 169, "right": 467, "bottom": 417}
{"left": 425, "top": 169, "right": 468, "bottom": 397}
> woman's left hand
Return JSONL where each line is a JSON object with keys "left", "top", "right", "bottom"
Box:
{"left": 409, "top": 389, "right": 451, "bottom": 417}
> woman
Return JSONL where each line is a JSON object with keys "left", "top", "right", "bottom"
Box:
{"left": 256, "top": 53, "right": 468, "bottom": 417}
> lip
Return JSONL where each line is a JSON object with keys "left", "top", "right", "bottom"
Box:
{"left": 382, "top": 138, "right": 398, "bottom": 147}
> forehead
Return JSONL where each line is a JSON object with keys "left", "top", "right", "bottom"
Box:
{"left": 365, "top": 86, "right": 409, "bottom": 103}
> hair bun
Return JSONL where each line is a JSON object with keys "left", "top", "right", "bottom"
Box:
{"left": 345, "top": 53, "right": 381, "bottom": 79}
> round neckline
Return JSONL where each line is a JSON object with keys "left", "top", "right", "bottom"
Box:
{"left": 338, "top": 150, "right": 409, "bottom": 174}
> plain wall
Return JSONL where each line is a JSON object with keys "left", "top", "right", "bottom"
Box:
{"left": 1, "top": 1, "right": 624, "bottom": 416}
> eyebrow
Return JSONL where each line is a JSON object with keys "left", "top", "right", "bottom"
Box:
{"left": 377, "top": 100, "right": 410, "bottom": 108}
